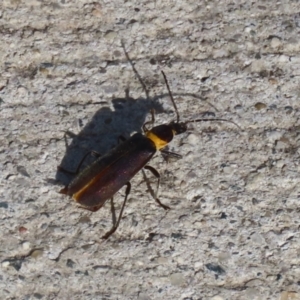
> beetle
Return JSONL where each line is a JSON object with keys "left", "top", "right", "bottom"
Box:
{"left": 59, "top": 71, "right": 240, "bottom": 239}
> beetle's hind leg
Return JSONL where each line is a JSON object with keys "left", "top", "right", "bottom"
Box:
{"left": 58, "top": 151, "right": 102, "bottom": 194}
{"left": 144, "top": 165, "right": 170, "bottom": 210}
{"left": 58, "top": 150, "right": 101, "bottom": 175}
{"left": 102, "top": 182, "right": 131, "bottom": 239}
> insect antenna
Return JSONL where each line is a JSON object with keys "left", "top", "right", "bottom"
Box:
{"left": 185, "top": 118, "right": 242, "bottom": 130}
{"left": 161, "top": 70, "right": 180, "bottom": 123}
{"left": 161, "top": 70, "right": 241, "bottom": 130}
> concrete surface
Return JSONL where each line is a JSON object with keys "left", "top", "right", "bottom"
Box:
{"left": 1, "top": 1, "right": 300, "bottom": 299}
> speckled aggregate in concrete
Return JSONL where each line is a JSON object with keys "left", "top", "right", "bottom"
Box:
{"left": 1, "top": 1, "right": 300, "bottom": 299}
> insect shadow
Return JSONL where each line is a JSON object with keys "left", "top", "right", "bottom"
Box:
{"left": 55, "top": 91, "right": 165, "bottom": 186}
{"left": 55, "top": 40, "right": 215, "bottom": 188}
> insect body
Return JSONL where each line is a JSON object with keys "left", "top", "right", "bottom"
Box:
{"left": 60, "top": 71, "right": 239, "bottom": 239}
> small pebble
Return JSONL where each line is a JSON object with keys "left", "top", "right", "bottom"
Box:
{"left": 211, "top": 296, "right": 224, "bottom": 300}
{"left": 22, "top": 241, "right": 31, "bottom": 250}
{"left": 254, "top": 102, "right": 267, "bottom": 110}
{"left": 270, "top": 37, "right": 282, "bottom": 49}
{"left": 187, "top": 133, "right": 199, "bottom": 145}
{"left": 31, "top": 249, "right": 44, "bottom": 259}
{"left": 280, "top": 291, "right": 300, "bottom": 300}
{"left": 169, "top": 273, "right": 185, "bottom": 286}
{"left": 2, "top": 261, "right": 10, "bottom": 268}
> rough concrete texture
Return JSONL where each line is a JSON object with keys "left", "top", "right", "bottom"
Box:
{"left": 1, "top": 1, "right": 300, "bottom": 299}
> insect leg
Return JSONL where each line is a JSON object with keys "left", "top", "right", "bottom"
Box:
{"left": 58, "top": 150, "right": 101, "bottom": 175}
{"left": 102, "top": 182, "right": 131, "bottom": 239}
{"left": 142, "top": 109, "right": 155, "bottom": 132}
{"left": 144, "top": 165, "right": 170, "bottom": 210}
{"left": 109, "top": 197, "right": 117, "bottom": 226}
{"left": 60, "top": 133, "right": 126, "bottom": 176}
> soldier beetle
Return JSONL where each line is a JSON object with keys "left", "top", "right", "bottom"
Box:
{"left": 59, "top": 71, "right": 240, "bottom": 239}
